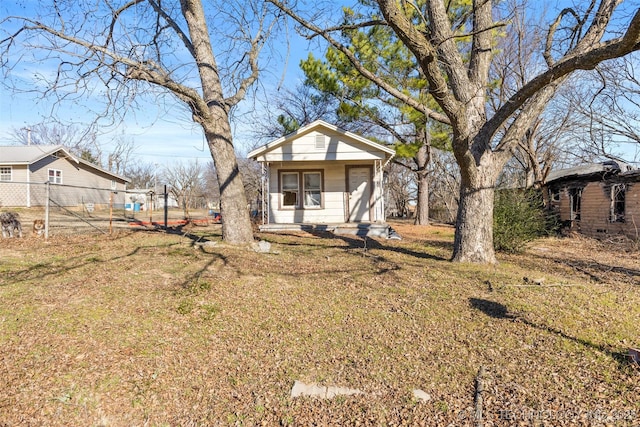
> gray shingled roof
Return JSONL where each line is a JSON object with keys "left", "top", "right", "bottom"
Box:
{"left": 0, "top": 145, "right": 72, "bottom": 164}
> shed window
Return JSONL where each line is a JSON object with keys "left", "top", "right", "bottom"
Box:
{"left": 281, "top": 172, "right": 299, "bottom": 208}
{"left": 303, "top": 172, "right": 322, "bottom": 208}
{"left": 0, "top": 166, "right": 11, "bottom": 182}
{"left": 610, "top": 184, "right": 626, "bottom": 223}
{"left": 48, "top": 169, "right": 62, "bottom": 184}
{"left": 569, "top": 188, "right": 581, "bottom": 221}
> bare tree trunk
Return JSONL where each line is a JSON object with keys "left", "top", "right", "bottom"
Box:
{"left": 452, "top": 151, "right": 500, "bottom": 263}
{"left": 203, "top": 116, "right": 254, "bottom": 244}
{"left": 181, "top": 0, "right": 254, "bottom": 244}
{"left": 414, "top": 142, "right": 430, "bottom": 225}
{"left": 415, "top": 173, "right": 429, "bottom": 225}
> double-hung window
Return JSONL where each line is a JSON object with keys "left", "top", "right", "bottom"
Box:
{"left": 0, "top": 166, "right": 11, "bottom": 182}
{"left": 281, "top": 172, "right": 299, "bottom": 208}
{"left": 303, "top": 172, "right": 321, "bottom": 208}
{"left": 280, "top": 170, "right": 322, "bottom": 209}
{"left": 48, "top": 169, "right": 62, "bottom": 184}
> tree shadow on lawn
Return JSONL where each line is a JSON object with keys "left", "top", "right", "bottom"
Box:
{"left": 256, "top": 230, "right": 449, "bottom": 263}
{"left": 509, "top": 250, "right": 640, "bottom": 286}
{"left": 547, "top": 257, "right": 640, "bottom": 285}
{"left": 322, "top": 234, "right": 449, "bottom": 262}
{"left": 0, "top": 232, "right": 183, "bottom": 286}
{"left": 468, "top": 298, "right": 633, "bottom": 370}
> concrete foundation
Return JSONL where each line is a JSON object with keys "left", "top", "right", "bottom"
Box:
{"left": 258, "top": 222, "right": 393, "bottom": 238}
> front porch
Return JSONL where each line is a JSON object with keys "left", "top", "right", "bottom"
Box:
{"left": 258, "top": 222, "right": 395, "bottom": 239}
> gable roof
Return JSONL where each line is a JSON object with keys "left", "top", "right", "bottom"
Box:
{"left": 0, "top": 145, "right": 131, "bottom": 182}
{"left": 248, "top": 120, "right": 395, "bottom": 162}
{"left": 0, "top": 145, "right": 78, "bottom": 165}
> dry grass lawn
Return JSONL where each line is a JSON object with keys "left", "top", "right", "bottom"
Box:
{"left": 0, "top": 221, "right": 638, "bottom": 426}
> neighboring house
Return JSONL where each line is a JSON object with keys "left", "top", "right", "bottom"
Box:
{"left": 126, "top": 188, "right": 180, "bottom": 211}
{"left": 545, "top": 160, "right": 640, "bottom": 239}
{"left": 0, "top": 145, "right": 130, "bottom": 209}
{"left": 248, "top": 120, "right": 395, "bottom": 237}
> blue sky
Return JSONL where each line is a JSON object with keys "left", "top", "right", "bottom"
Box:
{"left": 1, "top": 0, "right": 639, "bottom": 166}
{"left": 0, "top": 0, "right": 315, "bottom": 165}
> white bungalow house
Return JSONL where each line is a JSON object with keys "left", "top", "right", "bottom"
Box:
{"left": 248, "top": 120, "right": 395, "bottom": 237}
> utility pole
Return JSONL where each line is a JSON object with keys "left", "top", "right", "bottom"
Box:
{"left": 21, "top": 127, "right": 32, "bottom": 145}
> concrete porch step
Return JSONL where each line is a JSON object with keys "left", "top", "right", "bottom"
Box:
{"left": 258, "top": 223, "right": 398, "bottom": 239}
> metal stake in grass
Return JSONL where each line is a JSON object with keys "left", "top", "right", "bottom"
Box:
{"left": 474, "top": 365, "right": 485, "bottom": 427}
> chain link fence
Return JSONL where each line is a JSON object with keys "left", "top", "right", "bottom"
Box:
{"left": 0, "top": 181, "right": 218, "bottom": 237}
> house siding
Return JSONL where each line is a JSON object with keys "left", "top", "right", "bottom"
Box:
{"left": 267, "top": 161, "right": 384, "bottom": 224}
{"left": 549, "top": 174, "right": 640, "bottom": 239}
{"left": 250, "top": 121, "right": 394, "bottom": 227}
{"left": 261, "top": 129, "right": 387, "bottom": 162}
{"left": 0, "top": 154, "right": 128, "bottom": 208}
{"left": 30, "top": 156, "right": 127, "bottom": 208}
{"left": 0, "top": 165, "right": 29, "bottom": 207}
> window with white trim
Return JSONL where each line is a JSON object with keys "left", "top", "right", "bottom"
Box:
{"left": 0, "top": 166, "right": 11, "bottom": 182}
{"left": 281, "top": 172, "right": 299, "bottom": 208}
{"left": 280, "top": 170, "right": 323, "bottom": 209}
{"left": 111, "top": 180, "right": 117, "bottom": 190}
{"left": 48, "top": 169, "right": 62, "bottom": 184}
{"left": 303, "top": 172, "right": 321, "bottom": 208}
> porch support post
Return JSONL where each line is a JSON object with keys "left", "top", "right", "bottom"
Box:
{"left": 378, "top": 160, "right": 385, "bottom": 222}
{"left": 260, "top": 162, "right": 267, "bottom": 225}
{"left": 264, "top": 162, "right": 270, "bottom": 225}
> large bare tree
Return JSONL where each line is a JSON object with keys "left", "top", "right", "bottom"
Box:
{"left": 560, "top": 55, "right": 640, "bottom": 163}
{"left": 1, "top": 0, "right": 282, "bottom": 244}
{"left": 270, "top": 0, "right": 640, "bottom": 262}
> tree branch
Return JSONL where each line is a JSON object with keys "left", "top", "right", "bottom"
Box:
{"left": 306, "top": 19, "right": 388, "bottom": 37}
{"left": 147, "top": 0, "right": 195, "bottom": 57}
{"left": 16, "top": 18, "right": 207, "bottom": 122}
{"left": 224, "top": 6, "right": 275, "bottom": 108}
{"left": 485, "top": 8, "right": 640, "bottom": 144}
{"left": 267, "top": 0, "right": 451, "bottom": 125}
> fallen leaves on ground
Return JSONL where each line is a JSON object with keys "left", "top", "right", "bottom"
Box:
{"left": 0, "top": 222, "right": 638, "bottom": 426}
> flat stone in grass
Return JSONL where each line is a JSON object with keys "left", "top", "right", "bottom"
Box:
{"left": 412, "top": 389, "right": 432, "bottom": 402}
{"left": 251, "top": 240, "right": 272, "bottom": 253}
{"left": 291, "top": 380, "right": 362, "bottom": 399}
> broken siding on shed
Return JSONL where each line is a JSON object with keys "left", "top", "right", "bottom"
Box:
{"left": 579, "top": 182, "right": 618, "bottom": 236}
{"left": 623, "top": 181, "right": 640, "bottom": 233}
{"left": 549, "top": 174, "right": 640, "bottom": 239}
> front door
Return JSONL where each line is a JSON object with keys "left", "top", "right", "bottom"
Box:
{"left": 347, "top": 167, "right": 371, "bottom": 222}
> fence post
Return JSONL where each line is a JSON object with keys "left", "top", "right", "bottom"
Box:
{"left": 45, "top": 181, "right": 50, "bottom": 239}
{"left": 149, "top": 191, "right": 153, "bottom": 225}
{"left": 164, "top": 185, "right": 168, "bottom": 228}
{"left": 109, "top": 192, "right": 113, "bottom": 235}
